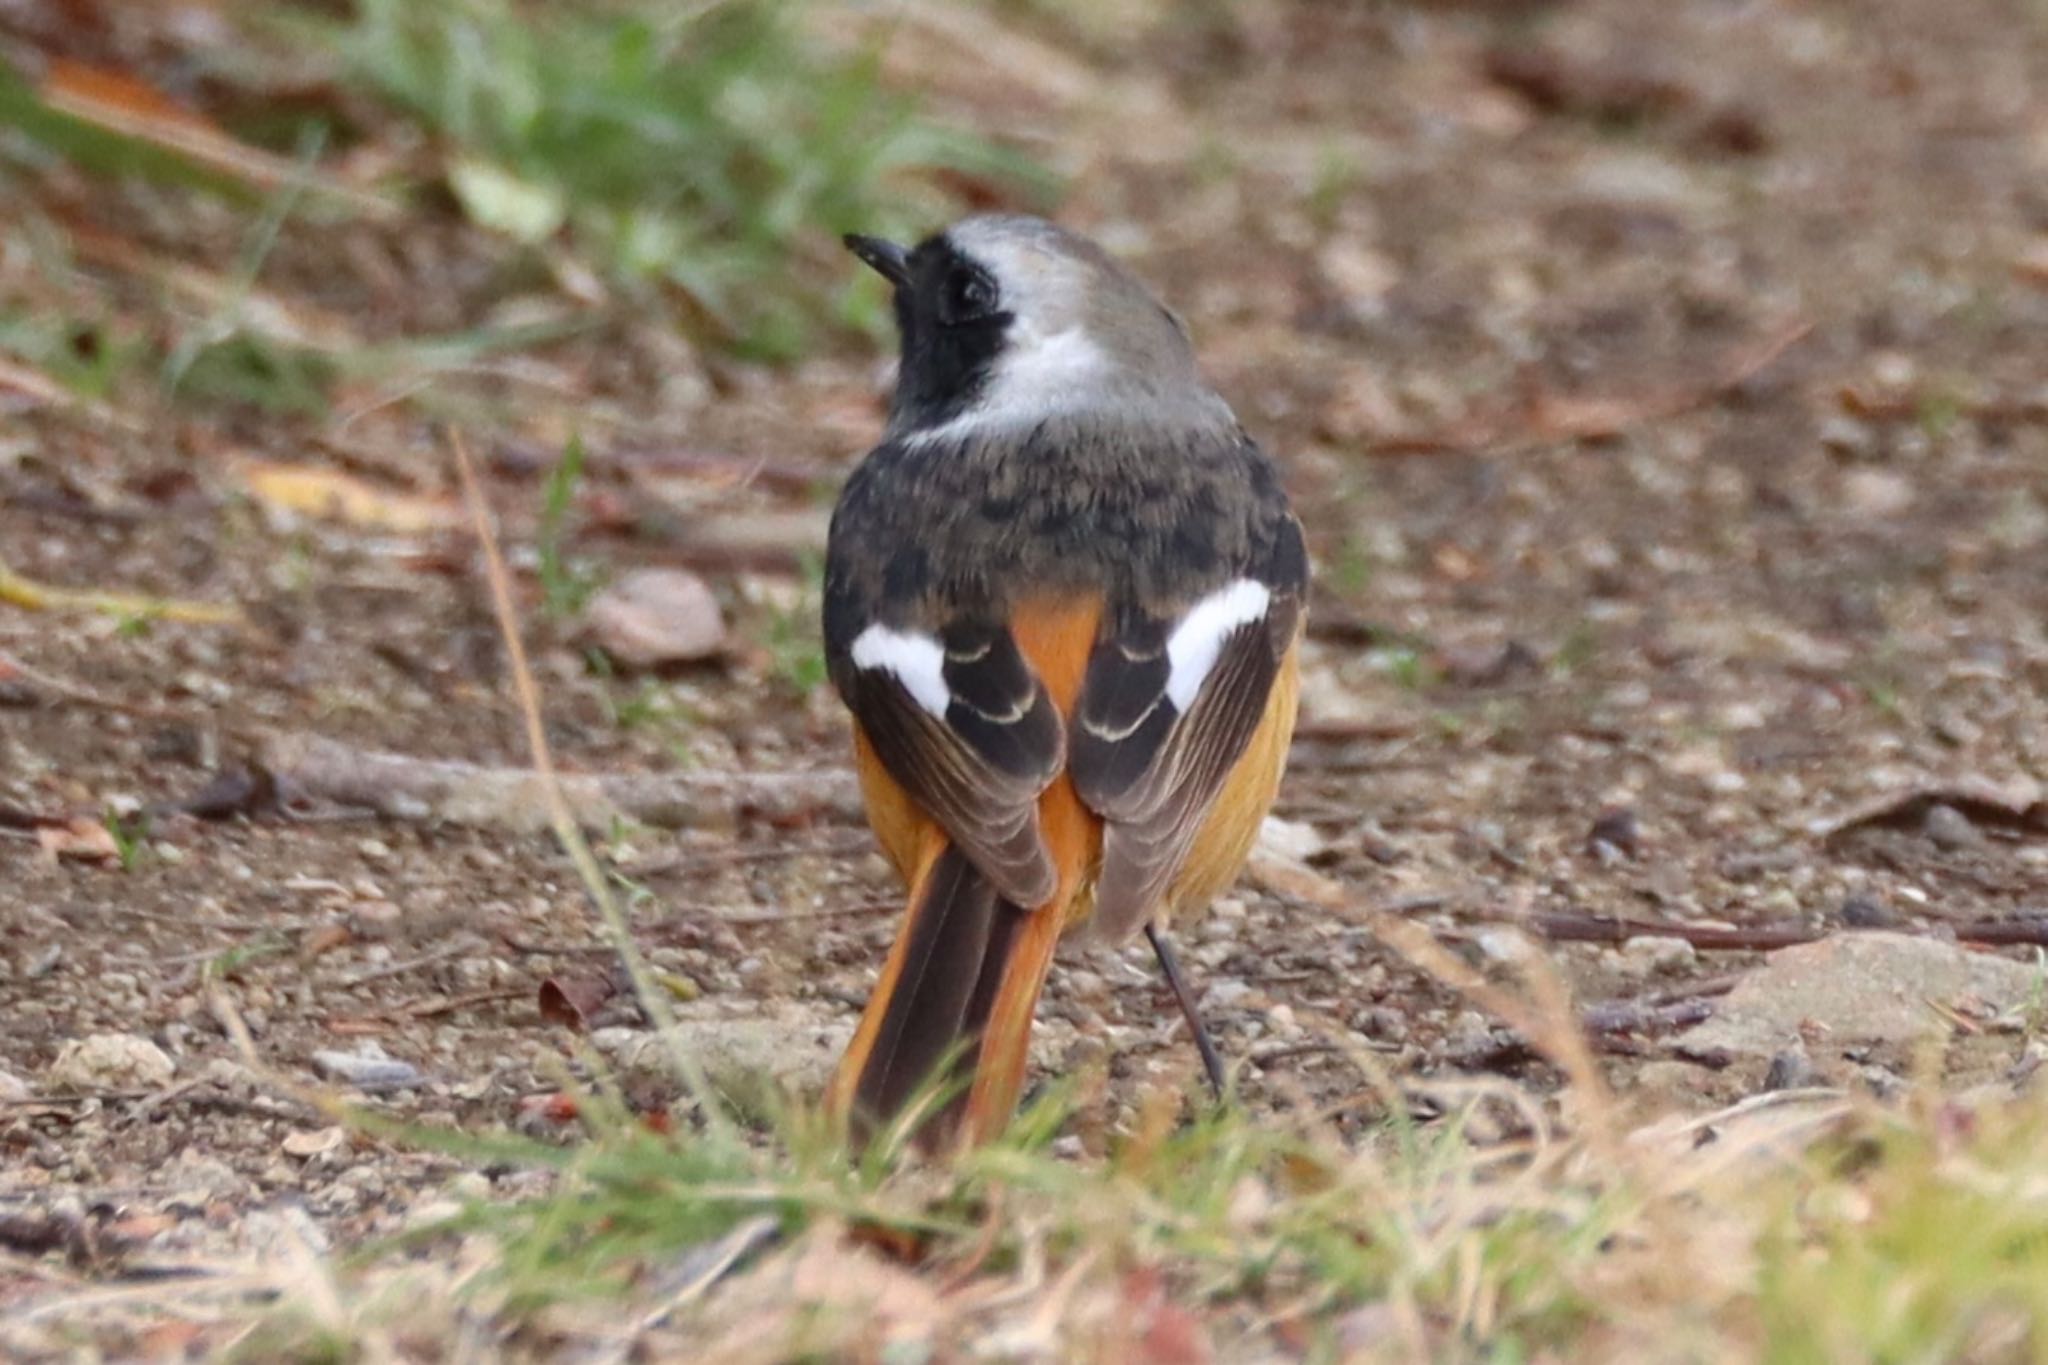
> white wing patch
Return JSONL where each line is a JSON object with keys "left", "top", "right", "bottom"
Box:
{"left": 850, "top": 624, "right": 949, "bottom": 716}
{"left": 1164, "top": 580, "right": 1270, "bottom": 709}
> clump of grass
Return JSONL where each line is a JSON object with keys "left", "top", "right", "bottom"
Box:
{"left": 0, "top": 59, "right": 257, "bottom": 200}
{"left": 1758, "top": 1099, "right": 2048, "bottom": 1361}
{"left": 100, "top": 808, "right": 148, "bottom": 871}
{"left": 322, "top": 0, "right": 1049, "bottom": 358}
{"left": 758, "top": 550, "right": 828, "bottom": 695}
{"left": 1378, "top": 644, "right": 1439, "bottom": 692}
{"left": 0, "top": 311, "right": 148, "bottom": 402}
{"left": 535, "top": 435, "right": 602, "bottom": 620}
{"left": 173, "top": 1075, "right": 2048, "bottom": 1360}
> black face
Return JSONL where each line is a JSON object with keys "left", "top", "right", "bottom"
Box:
{"left": 847, "top": 232, "right": 1012, "bottom": 431}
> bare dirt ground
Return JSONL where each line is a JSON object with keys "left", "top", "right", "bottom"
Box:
{"left": 3, "top": 0, "right": 2047, "bottom": 1353}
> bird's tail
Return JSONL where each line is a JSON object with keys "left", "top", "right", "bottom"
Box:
{"left": 826, "top": 840, "right": 1065, "bottom": 1147}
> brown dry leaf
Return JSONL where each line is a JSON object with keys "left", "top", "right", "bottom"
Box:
{"left": 1118, "top": 1266, "right": 1215, "bottom": 1365}
{"left": 41, "top": 60, "right": 392, "bottom": 218}
{"left": 537, "top": 972, "right": 619, "bottom": 1032}
{"left": 36, "top": 816, "right": 121, "bottom": 864}
{"left": 135, "top": 1320, "right": 208, "bottom": 1360}
{"left": 2016, "top": 237, "right": 2048, "bottom": 289}
{"left": 42, "top": 59, "right": 222, "bottom": 137}
{"left": 299, "top": 921, "right": 355, "bottom": 961}
{"left": 323, "top": 1017, "right": 395, "bottom": 1036}
{"left": 1483, "top": 45, "right": 1692, "bottom": 123}
{"left": 237, "top": 459, "right": 462, "bottom": 534}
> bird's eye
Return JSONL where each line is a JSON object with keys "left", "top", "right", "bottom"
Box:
{"left": 941, "top": 267, "right": 999, "bottom": 325}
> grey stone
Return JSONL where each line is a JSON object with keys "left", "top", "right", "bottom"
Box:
{"left": 583, "top": 568, "right": 725, "bottom": 667}
{"left": 1760, "top": 1047, "right": 1817, "bottom": 1092}
{"left": 46, "top": 1033, "right": 176, "bottom": 1092}
{"left": 1677, "top": 932, "right": 2041, "bottom": 1061}
{"left": 1922, "top": 802, "right": 1981, "bottom": 850}
{"left": 607, "top": 1004, "right": 852, "bottom": 1098}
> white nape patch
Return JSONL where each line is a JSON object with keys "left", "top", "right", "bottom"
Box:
{"left": 905, "top": 324, "right": 1110, "bottom": 446}
{"left": 1164, "top": 580, "right": 1271, "bottom": 709}
{"left": 850, "top": 624, "right": 950, "bottom": 716}
{"left": 993, "top": 325, "right": 1108, "bottom": 405}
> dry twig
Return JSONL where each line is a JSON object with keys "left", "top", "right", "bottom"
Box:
{"left": 1482, "top": 908, "right": 2048, "bottom": 952}
{"left": 255, "top": 730, "right": 862, "bottom": 831}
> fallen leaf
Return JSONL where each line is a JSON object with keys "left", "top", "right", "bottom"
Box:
{"left": 518, "top": 1092, "right": 581, "bottom": 1124}
{"left": 237, "top": 459, "right": 461, "bottom": 533}
{"left": 1369, "top": 319, "right": 1810, "bottom": 455}
{"left": 136, "top": 1320, "right": 208, "bottom": 1359}
{"left": 537, "top": 972, "right": 619, "bottom": 1031}
{"left": 36, "top": 816, "right": 121, "bottom": 864}
{"left": 299, "top": 921, "right": 354, "bottom": 961}
{"left": 1483, "top": 45, "right": 1692, "bottom": 122}
{"left": 2017, "top": 237, "right": 2048, "bottom": 289}
{"left": 42, "top": 59, "right": 220, "bottom": 136}
{"left": 41, "top": 60, "right": 391, "bottom": 217}
{"left": 172, "top": 764, "right": 281, "bottom": 819}
{"left": 1123, "top": 1265, "right": 1215, "bottom": 1365}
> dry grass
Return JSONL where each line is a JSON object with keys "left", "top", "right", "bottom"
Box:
{"left": 23, "top": 1069, "right": 2044, "bottom": 1361}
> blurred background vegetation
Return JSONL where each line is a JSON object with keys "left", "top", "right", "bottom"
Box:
{"left": 0, "top": 0, "right": 1052, "bottom": 423}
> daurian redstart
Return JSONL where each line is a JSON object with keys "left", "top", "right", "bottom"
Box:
{"left": 823, "top": 216, "right": 1307, "bottom": 1147}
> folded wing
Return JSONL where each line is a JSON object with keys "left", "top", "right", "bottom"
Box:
{"left": 837, "top": 617, "right": 1065, "bottom": 905}
{"left": 1070, "top": 573, "right": 1303, "bottom": 941}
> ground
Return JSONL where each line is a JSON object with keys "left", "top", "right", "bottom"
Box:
{"left": 2, "top": 0, "right": 2047, "bottom": 1359}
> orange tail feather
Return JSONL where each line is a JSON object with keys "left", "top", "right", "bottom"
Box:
{"left": 830, "top": 777, "right": 1094, "bottom": 1147}
{"left": 832, "top": 595, "right": 1105, "bottom": 1148}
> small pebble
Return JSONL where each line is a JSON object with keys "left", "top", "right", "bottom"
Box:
{"left": 1922, "top": 803, "right": 1980, "bottom": 851}
{"left": 1839, "top": 895, "right": 1901, "bottom": 928}
{"left": 1477, "top": 929, "right": 1534, "bottom": 965}
{"left": 1204, "top": 979, "right": 1252, "bottom": 1008}
{"left": 311, "top": 1047, "right": 423, "bottom": 1092}
{"left": 1760, "top": 1048, "right": 1817, "bottom": 1092}
{"left": 1621, "top": 936, "right": 1698, "bottom": 975}
{"left": 1586, "top": 806, "right": 1641, "bottom": 861}
{"left": 1818, "top": 415, "right": 1872, "bottom": 456}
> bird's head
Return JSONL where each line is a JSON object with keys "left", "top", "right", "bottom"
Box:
{"left": 845, "top": 215, "right": 1230, "bottom": 443}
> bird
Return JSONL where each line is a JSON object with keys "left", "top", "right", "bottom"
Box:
{"left": 821, "top": 215, "right": 1307, "bottom": 1148}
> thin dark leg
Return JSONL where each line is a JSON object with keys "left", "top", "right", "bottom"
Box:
{"left": 1146, "top": 923, "right": 1226, "bottom": 1100}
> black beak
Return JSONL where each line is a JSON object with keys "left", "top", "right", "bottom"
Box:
{"left": 843, "top": 233, "right": 911, "bottom": 288}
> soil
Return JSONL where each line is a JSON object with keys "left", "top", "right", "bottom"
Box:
{"left": 3, "top": 0, "right": 2047, "bottom": 1331}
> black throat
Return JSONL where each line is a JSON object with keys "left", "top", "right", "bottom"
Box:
{"left": 886, "top": 238, "right": 1012, "bottom": 433}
